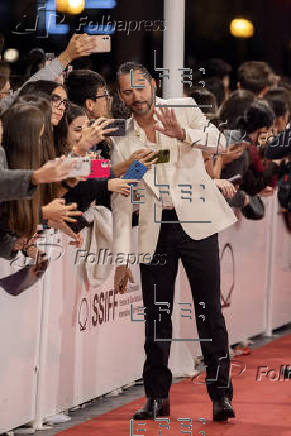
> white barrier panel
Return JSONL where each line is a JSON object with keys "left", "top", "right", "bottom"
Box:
{"left": 219, "top": 199, "right": 272, "bottom": 345}
{"left": 35, "top": 228, "right": 145, "bottom": 423}
{"left": 0, "top": 257, "right": 42, "bottom": 433}
{"left": 269, "top": 197, "right": 291, "bottom": 330}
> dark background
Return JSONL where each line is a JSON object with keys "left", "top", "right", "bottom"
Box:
{"left": 0, "top": 0, "right": 290, "bottom": 88}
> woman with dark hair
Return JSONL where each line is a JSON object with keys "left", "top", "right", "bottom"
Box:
{"left": 0, "top": 97, "right": 83, "bottom": 259}
{"left": 66, "top": 103, "right": 87, "bottom": 151}
{"left": 12, "top": 94, "right": 79, "bottom": 217}
{"left": 236, "top": 101, "right": 279, "bottom": 196}
{"left": 20, "top": 80, "right": 69, "bottom": 156}
{"left": 2, "top": 104, "right": 44, "bottom": 238}
{"left": 14, "top": 94, "right": 56, "bottom": 167}
{"left": 237, "top": 100, "right": 275, "bottom": 139}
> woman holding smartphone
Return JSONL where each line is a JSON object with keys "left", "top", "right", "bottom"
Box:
{"left": 63, "top": 103, "right": 157, "bottom": 215}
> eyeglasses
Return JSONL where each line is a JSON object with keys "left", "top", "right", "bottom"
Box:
{"left": 73, "top": 127, "right": 83, "bottom": 133}
{"left": 51, "top": 94, "right": 68, "bottom": 108}
{"left": 89, "top": 89, "right": 110, "bottom": 101}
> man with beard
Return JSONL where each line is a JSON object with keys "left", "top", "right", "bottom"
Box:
{"left": 111, "top": 62, "right": 237, "bottom": 422}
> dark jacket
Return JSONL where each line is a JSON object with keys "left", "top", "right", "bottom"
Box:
{"left": 65, "top": 178, "right": 111, "bottom": 212}
{"left": 265, "top": 129, "right": 291, "bottom": 159}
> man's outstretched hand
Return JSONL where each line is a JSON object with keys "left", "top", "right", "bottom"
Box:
{"left": 154, "top": 107, "right": 186, "bottom": 141}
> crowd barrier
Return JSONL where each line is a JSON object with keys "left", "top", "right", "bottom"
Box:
{"left": 1, "top": 195, "right": 291, "bottom": 433}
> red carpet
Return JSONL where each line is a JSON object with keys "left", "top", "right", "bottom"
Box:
{"left": 58, "top": 335, "right": 291, "bottom": 435}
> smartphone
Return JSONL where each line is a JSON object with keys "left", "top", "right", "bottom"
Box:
{"left": 88, "top": 159, "right": 110, "bottom": 178}
{"left": 227, "top": 174, "right": 242, "bottom": 185}
{"left": 46, "top": 52, "right": 54, "bottom": 63}
{"left": 147, "top": 149, "right": 170, "bottom": 164}
{"left": 122, "top": 160, "right": 148, "bottom": 186}
{"left": 90, "top": 35, "right": 111, "bottom": 53}
{"left": 65, "top": 157, "right": 111, "bottom": 179}
{"left": 66, "top": 157, "right": 91, "bottom": 178}
{"left": 105, "top": 119, "right": 126, "bottom": 136}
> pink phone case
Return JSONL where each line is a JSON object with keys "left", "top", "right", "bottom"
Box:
{"left": 87, "top": 159, "right": 110, "bottom": 178}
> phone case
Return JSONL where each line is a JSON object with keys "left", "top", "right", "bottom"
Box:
{"left": 227, "top": 173, "right": 242, "bottom": 184}
{"left": 156, "top": 149, "right": 170, "bottom": 164}
{"left": 88, "top": 159, "right": 110, "bottom": 178}
{"left": 105, "top": 119, "right": 126, "bottom": 136}
{"left": 91, "top": 35, "right": 111, "bottom": 53}
{"left": 122, "top": 160, "right": 148, "bottom": 186}
{"left": 67, "top": 157, "right": 91, "bottom": 178}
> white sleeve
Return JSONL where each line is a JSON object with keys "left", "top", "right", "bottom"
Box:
{"left": 111, "top": 192, "right": 133, "bottom": 265}
{"left": 182, "top": 100, "right": 226, "bottom": 152}
{"left": 111, "top": 138, "right": 128, "bottom": 165}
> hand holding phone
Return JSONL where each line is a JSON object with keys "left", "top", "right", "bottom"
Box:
{"left": 65, "top": 157, "right": 110, "bottom": 178}
{"left": 122, "top": 160, "right": 148, "bottom": 186}
{"left": 146, "top": 149, "right": 170, "bottom": 164}
{"left": 104, "top": 119, "right": 126, "bottom": 136}
{"left": 80, "top": 118, "right": 118, "bottom": 150}
{"left": 227, "top": 174, "right": 242, "bottom": 185}
{"left": 90, "top": 35, "right": 111, "bottom": 53}
{"left": 88, "top": 159, "right": 110, "bottom": 178}
{"left": 65, "top": 157, "right": 91, "bottom": 178}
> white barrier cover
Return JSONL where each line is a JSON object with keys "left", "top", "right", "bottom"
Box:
{"left": 35, "top": 228, "right": 145, "bottom": 421}
{"left": 0, "top": 256, "right": 41, "bottom": 433}
{"left": 270, "top": 198, "right": 291, "bottom": 329}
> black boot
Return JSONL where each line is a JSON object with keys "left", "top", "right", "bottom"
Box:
{"left": 213, "top": 397, "right": 235, "bottom": 422}
{"left": 133, "top": 397, "right": 170, "bottom": 420}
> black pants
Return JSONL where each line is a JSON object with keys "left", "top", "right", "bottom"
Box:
{"left": 140, "top": 209, "right": 233, "bottom": 401}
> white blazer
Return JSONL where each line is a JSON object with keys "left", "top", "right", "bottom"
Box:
{"left": 111, "top": 97, "right": 237, "bottom": 264}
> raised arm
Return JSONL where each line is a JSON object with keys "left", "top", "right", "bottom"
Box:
{"left": 154, "top": 103, "right": 226, "bottom": 154}
{"left": 0, "top": 34, "right": 96, "bottom": 113}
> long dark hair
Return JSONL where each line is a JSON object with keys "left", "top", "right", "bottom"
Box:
{"left": 3, "top": 104, "right": 44, "bottom": 237}
{"left": 14, "top": 94, "right": 59, "bottom": 204}
{"left": 14, "top": 94, "right": 55, "bottom": 164}
{"left": 20, "top": 80, "right": 68, "bottom": 157}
